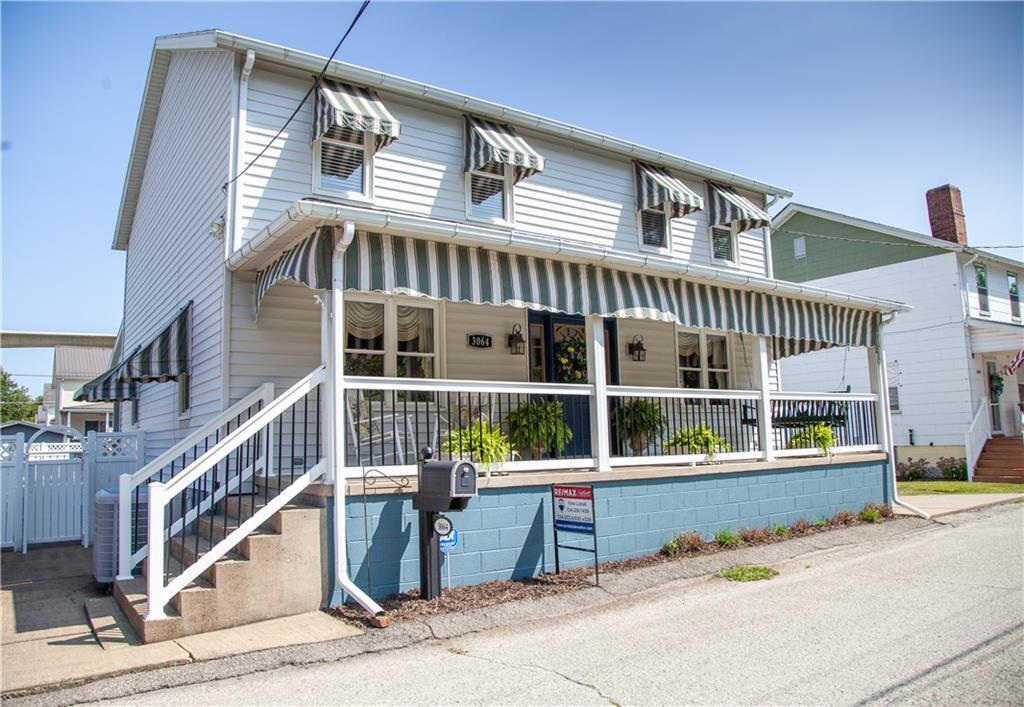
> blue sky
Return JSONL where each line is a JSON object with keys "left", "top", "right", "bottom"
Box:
{"left": 2, "top": 1, "right": 1022, "bottom": 394}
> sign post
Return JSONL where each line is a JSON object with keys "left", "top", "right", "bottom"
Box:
{"left": 551, "top": 484, "right": 599, "bottom": 586}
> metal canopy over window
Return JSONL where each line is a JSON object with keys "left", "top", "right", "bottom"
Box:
{"left": 464, "top": 115, "right": 545, "bottom": 183}
{"left": 254, "top": 229, "right": 881, "bottom": 357}
{"left": 313, "top": 79, "right": 401, "bottom": 149}
{"left": 634, "top": 161, "right": 704, "bottom": 218}
{"left": 707, "top": 182, "right": 771, "bottom": 233}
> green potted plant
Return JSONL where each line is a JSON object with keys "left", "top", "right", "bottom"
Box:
{"left": 612, "top": 398, "right": 665, "bottom": 456}
{"left": 441, "top": 418, "right": 515, "bottom": 472}
{"left": 505, "top": 400, "right": 573, "bottom": 459}
{"left": 787, "top": 422, "right": 836, "bottom": 456}
{"left": 663, "top": 424, "right": 730, "bottom": 461}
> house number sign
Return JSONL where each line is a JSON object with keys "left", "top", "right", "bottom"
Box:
{"left": 467, "top": 333, "right": 493, "bottom": 349}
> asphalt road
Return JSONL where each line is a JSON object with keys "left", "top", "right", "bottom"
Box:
{"left": 102, "top": 504, "right": 1023, "bottom": 706}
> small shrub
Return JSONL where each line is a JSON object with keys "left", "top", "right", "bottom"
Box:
{"left": 793, "top": 519, "right": 812, "bottom": 534}
{"left": 718, "top": 565, "right": 779, "bottom": 582}
{"left": 662, "top": 531, "right": 705, "bottom": 557}
{"left": 787, "top": 422, "right": 836, "bottom": 456}
{"left": 859, "top": 506, "right": 882, "bottom": 523}
{"left": 772, "top": 524, "right": 790, "bottom": 538}
{"left": 896, "top": 457, "right": 929, "bottom": 481}
{"left": 861, "top": 502, "right": 893, "bottom": 519}
{"left": 832, "top": 510, "right": 857, "bottom": 526}
{"left": 714, "top": 529, "right": 741, "bottom": 548}
{"left": 813, "top": 519, "right": 828, "bottom": 529}
{"left": 936, "top": 456, "right": 968, "bottom": 481}
{"left": 664, "top": 424, "right": 731, "bottom": 461}
{"left": 739, "top": 527, "right": 760, "bottom": 543}
{"left": 755, "top": 527, "right": 773, "bottom": 542}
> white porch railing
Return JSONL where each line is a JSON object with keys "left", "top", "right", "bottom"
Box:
{"left": 145, "top": 366, "right": 326, "bottom": 619}
{"left": 965, "top": 396, "right": 990, "bottom": 482}
{"left": 117, "top": 382, "right": 275, "bottom": 579}
{"left": 340, "top": 376, "right": 881, "bottom": 475}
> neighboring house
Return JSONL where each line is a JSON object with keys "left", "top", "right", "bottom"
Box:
{"left": 772, "top": 186, "right": 1024, "bottom": 479}
{"left": 45, "top": 346, "right": 115, "bottom": 434}
{"left": 78, "top": 30, "right": 908, "bottom": 642}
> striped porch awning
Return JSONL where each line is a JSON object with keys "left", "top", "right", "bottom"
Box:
{"left": 253, "top": 230, "right": 880, "bottom": 355}
{"left": 707, "top": 182, "right": 771, "bottom": 233}
{"left": 635, "top": 162, "right": 704, "bottom": 218}
{"left": 464, "top": 115, "right": 545, "bottom": 183}
{"left": 314, "top": 79, "right": 401, "bottom": 150}
{"left": 125, "top": 303, "right": 191, "bottom": 383}
{"left": 74, "top": 359, "right": 137, "bottom": 403}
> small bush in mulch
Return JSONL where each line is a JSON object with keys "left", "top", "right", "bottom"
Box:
{"left": 718, "top": 565, "right": 779, "bottom": 582}
{"left": 896, "top": 457, "right": 930, "bottom": 481}
{"left": 330, "top": 503, "right": 901, "bottom": 628}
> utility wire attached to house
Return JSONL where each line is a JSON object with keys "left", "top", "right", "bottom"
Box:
{"left": 775, "top": 226, "right": 1023, "bottom": 251}
{"left": 222, "top": 0, "right": 372, "bottom": 194}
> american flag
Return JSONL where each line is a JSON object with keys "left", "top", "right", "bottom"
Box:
{"left": 1008, "top": 349, "right": 1024, "bottom": 375}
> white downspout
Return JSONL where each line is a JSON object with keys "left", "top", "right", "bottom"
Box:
{"left": 327, "top": 222, "right": 387, "bottom": 624}
{"left": 876, "top": 314, "right": 929, "bottom": 519}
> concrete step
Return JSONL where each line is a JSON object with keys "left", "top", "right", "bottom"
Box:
{"left": 113, "top": 577, "right": 185, "bottom": 644}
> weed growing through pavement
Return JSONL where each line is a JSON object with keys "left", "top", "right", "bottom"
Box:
{"left": 718, "top": 565, "right": 779, "bottom": 582}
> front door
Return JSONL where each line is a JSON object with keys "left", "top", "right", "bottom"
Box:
{"left": 527, "top": 313, "right": 618, "bottom": 458}
{"left": 986, "top": 360, "right": 1003, "bottom": 433}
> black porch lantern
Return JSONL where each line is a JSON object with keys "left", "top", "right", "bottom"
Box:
{"left": 507, "top": 323, "right": 526, "bottom": 355}
{"left": 628, "top": 335, "right": 647, "bottom": 362}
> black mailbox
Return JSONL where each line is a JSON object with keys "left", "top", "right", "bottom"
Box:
{"left": 413, "top": 450, "right": 478, "bottom": 512}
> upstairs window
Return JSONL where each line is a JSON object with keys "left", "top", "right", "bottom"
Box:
{"left": 640, "top": 208, "right": 668, "bottom": 249}
{"left": 975, "top": 264, "right": 989, "bottom": 314}
{"left": 1009, "top": 272, "right": 1020, "bottom": 319}
{"left": 887, "top": 361, "right": 901, "bottom": 413}
{"left": 711, "top": 226, "right": 736, "bottom": 263}
{"left": 468, "top": 161, "right": 509, "bottom": 222}
{"left": 793, "top": 235, "right": 807, "bottom": 259}
{"left": 316, "top": 126, "right": 370, "bottom": 198}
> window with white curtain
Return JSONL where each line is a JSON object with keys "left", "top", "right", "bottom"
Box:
{"left": 677, "top": 330, "right": 731, "bottom": 389}
{"left": 343, "top": 297, "right": 437, "bottom": 378}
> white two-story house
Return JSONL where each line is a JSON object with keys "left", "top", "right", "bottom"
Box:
{"left": 77, "top": 30, "right": 908, "bottom": 641}
{"left": 772, "top": 186, "right": 1023, "bottom": 481}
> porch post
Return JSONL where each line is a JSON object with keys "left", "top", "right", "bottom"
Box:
{"left": 867, "top": 344, "right": 891, "bottom": 455}
{"left": 755, "top": 337, "right": 775, "bottom": 462}
{"left": 586, "top": 315, "right": 611, "bottom": 471}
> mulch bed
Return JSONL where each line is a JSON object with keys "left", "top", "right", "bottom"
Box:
{"left": 328, "top": 507, "right": 900, "bottom": 628}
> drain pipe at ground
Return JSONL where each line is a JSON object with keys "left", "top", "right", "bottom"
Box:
{"left": 876, "top": 315, "right": 930, "bottom": 520}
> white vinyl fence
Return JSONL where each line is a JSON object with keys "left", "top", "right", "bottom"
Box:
{"left": 1, "top": 429, "right": 145, "bottom": 552}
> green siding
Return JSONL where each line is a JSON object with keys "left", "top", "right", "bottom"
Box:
{"left": 772, "top": 212, "right": 947, "bottom": 282}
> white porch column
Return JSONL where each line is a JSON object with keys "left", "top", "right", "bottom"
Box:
{"left": 867, "top": 343, "right": 892, "bottom": 456}
{"left": 754, "top": 337, "right": 775, "bottom": 461}
{"left": 586, "top": 315, "right": 611, "bottom": 471}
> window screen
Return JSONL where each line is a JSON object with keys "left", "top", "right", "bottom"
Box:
{"left": 711, "top": 227, "right": 734, "bottom": 262}
{"left": 319, "top": 128, "right": 365, "bottom": 194}
{"left": 470, "top": 162, "right": 506, "bottom": 220}
{"left": 640, "top": 209, "right": 667, "bottom": 248}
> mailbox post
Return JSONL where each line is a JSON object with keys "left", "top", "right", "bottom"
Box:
{"left": 412, "top": 448, "right": 477, "bottom": 600}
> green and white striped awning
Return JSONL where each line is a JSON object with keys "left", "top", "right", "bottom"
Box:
{"left": 314, "top": 79, "right": 401, "bottom": 150}
{"left": 635, "top": 162, "right": 704, "bottom": 218}
{"left": 255, "top": 228, "right": 335, "bottom": 313}
{"left": 74, "top": 358, "right": 137, "bottom": 403}
{"left": 254, "top": 230, "right": 880, "bottom": 355}
{"left": 707, "top": 182, "right": 771, "bottom": 233}
{"left": 464, "top": 115, "right": 545, "bottom": 183}
{"left": 124, "top": 303, "right": 191, "bottom": 383}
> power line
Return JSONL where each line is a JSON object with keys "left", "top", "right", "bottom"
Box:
{"left": 775, "top": 226, "right": 1023, "bottom": 251}
{"left": 222, "top": 0, "right": 372, "bottom": 194}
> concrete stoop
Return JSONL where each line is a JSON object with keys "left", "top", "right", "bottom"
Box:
{"left": 113, "top": 481, "right": 326, "bottom": 644}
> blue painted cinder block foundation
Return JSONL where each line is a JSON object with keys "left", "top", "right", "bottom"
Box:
{"left": 345, "top": 459, "right": 889, "bottom": 598}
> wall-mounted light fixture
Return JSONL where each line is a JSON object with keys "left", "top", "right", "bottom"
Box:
{"left": 627, "top": 335, "right": 647, "bottom": 362}
{"left": 507, "top": 323, "right": 526, "bottom": 355}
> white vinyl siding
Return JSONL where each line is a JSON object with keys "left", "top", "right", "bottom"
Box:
{"left": 121, "top": 49, "right": 234, "bottom": 462}
{"left": 237, "top": 65, "right": 772, "bottom": 276}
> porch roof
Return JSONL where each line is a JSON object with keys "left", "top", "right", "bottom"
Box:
{"left": 230, "top": 199, "right": 911, "bottom": 318}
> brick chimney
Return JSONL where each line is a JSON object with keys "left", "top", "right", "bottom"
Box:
{"left": 925, "top": 184, "right": 968, "bottom": 246}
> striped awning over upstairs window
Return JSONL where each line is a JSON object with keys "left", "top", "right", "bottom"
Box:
{"left": 707, "top": 182, "right": 771, "bottom": 233}
{"left": 634, "top": 162, "right": 704, "bottom": 218}
{"left": 464, "top": 116, "right": 545, "bottom": 183}
{"left": 254, "top": 229, "right": 881, "bottom": 356}
{"left": 314, "top": 79, "right": 401, "bottom": 150}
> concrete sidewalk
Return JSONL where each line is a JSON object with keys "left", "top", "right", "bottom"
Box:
{"left": 1, "top": 546, "right": 361, "bottom": 697}
{"left": 895, "top": 492, "right": 1024, "bottom": 517}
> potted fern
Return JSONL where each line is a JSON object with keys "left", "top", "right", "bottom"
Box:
{"left": 505, "top": 400, "right": 573, "bottom": 459}
{"left": 786, "top": 422, "right": 835, "bottom": 457}
{"left": 664, "top": 424, "right": 730, "bottom": 462}
{"left": 612, "top": 398, "right": 665, "bottom": 456}
{"left": 441, "top": 418, "right": 515, "bottom": 472}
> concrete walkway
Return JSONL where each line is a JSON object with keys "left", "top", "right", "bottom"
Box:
{"left": 1, "top": 546, "right": 362, "bottom": 697}
{"left": 895, "top": 492, "right": 1024, "bottom": 517}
